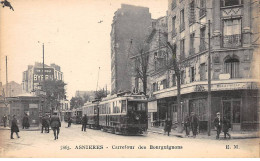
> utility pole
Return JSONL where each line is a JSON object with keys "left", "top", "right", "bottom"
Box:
{"left": 96, "top": 67, "right": 100, "bottom": 96}
{"left": 43, "top": 43, "right": 45, "bottom": 84}
{"left": 207, "top": 20, "right": 211, "bottom": 136}
{"left": 5, "top": 56, "right": 8, "bottom": 97}
{"left": 42, "top": 43, "right": 46, "bottom": 115}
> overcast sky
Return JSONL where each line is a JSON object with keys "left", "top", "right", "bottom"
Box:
{"left": 0, "top": 0, "right": 167, "bottom": 99}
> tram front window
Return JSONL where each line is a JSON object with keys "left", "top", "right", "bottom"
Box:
{"left": 128, "top": 102, "right": 146, "bottom": 111}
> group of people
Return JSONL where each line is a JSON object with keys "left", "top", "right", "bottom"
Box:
{"left": 40, "top": 113, "right": 61, "bottom": 140}
{"left": 184, "top": 112, "right": 199, "bottom": 138}
{"left": 165, "top": 111, "right": 231, "bottom": 139}
{"left": 9, "top": 113, "right": 61, "bottom": 140}
{"left": 8, "top": 111, "right": 231, "bottom": 140}
{"left": 67, "top": 114, "right": 88, "bottom": 132}
{"left": 214, "top": 112, "right": 231, "bottom": 139}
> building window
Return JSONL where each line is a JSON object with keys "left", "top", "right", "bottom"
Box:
{"left": 153, "top": 82, "right": 158, "bottom": 92}
{"left": 181, "top": 71, "right": 185, "bottom": 84}
{"left": 172, "top": 16, "right": 177, "bottom": 38}
{"left": 224, "top": 57, "right": 239, "bottom": 78}
{"left": 199, "top": 0, "right": 206, "bottom": 18}
{"left": 200, "top": 63, "right": 206, "bottom": 81}
{"left": 190, "top": 67, "right": 195, "bottom": 82}
{"left": 154, "top": 52, "right": 157, "bottom": 70}
{"left": 180, "top": 9, "right": 185, "bottom": 32}
{"left": 180, "top": 39, "right": 185, "bottom": 60}
{"left": 223, "top": 19, "right": 242, "bottom": 48}
{"left": 189, "top": 0, "right": 195, "bottom": 25}
{"left": 161, "top": 79, "right": 167, "bottom": 89}
{"left": 221, "top": 0, "right": 243, "bottom": 7}
{"left": 172, "top": 74, "right": 176, "bottom": 87}
{"left": 171, "top": 0, "right": 176, "bottom": 10}
{"left": 135, "top": 77, "right": 139, "bottom": 92}
{"left": 190, "top": 33, "right": 195, "bottom": 55}
{"left": 200, "top": 26, "right": 206, "bottom": 52}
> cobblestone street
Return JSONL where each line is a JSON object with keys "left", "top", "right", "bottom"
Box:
{"left": 0, "top": 123, "right": 259, "bottom": 157}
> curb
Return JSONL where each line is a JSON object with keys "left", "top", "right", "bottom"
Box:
{"left": 147, "top": 130, "right": 259, "bottom": 139}
{"left": 0, "top": 127, "right": 40, "bottom": 131}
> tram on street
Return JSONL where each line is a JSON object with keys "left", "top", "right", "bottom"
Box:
{"left": 64, "top": 110, "right": 73, "bottom": 122}
{"left": 84, "top": 92, "right": 148, "bottom": 135}
{"left": 72, "top": 108, "right": 82, "bottom": 124}
{"left": 83, "top": 100, "right": 100, "bottom": 129}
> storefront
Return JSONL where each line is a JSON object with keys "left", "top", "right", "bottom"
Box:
{"left": 150, "top": 79, "right": 259, "bottom": 131}
{"left": 9, "top": 94, "right": 41, "bottom": 127}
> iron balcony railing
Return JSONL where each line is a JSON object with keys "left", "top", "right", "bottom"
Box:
{"left": 180, "top": 22, "right": 185, "bottom": 32}
{"left": 171, "top": 0, "right": 176, "bottom": 10}
{"left": 199, "top": 43, "right": 207, "bottom": 52}
{"left": 223, "top": 34, "right": 242, "bottom": 48}
{"left": 199, "top": 8, "right": 206, "bottom": 18}
{"left": 172, "top": 29, "right": 177, "bottom": 38}
{"left": 189, "top": 48, "right": 195, "bottom": 55}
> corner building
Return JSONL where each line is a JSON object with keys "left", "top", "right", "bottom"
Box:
{"left": 111, "top": 4, "right": 151, "bottom": 94}
{"left": 148, "top": 0, "right": 259, "bottom": 131}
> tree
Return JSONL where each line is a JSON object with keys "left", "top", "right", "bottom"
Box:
{"left": 70, "top": 97, "right": 84, "bottom": 109}
{"left": 166, "top": 42, "right": 182, "bottom": 132}
{"left": 43, "top": 80, "right": 66, "bottom": 112}
{"left": 82, "top": 93, "right": 90, "bottom": 103}
{"left": 133, "top": 45, "right": 150, "bottom": 95}
{"left": 95, "top": 89, "right": 107, "bottom": 100}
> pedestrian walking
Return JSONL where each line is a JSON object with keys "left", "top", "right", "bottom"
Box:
{"left": 184, "top": 114, "right": 190, "bottom": 137}
{"left": 223, "top": 116, "right": 231, "bottom": 139}
{"left": 67, "top": 116, "right": 72, "bottom": 128}
{"left": 10, "top": 115, "right": 20, "bottom": 139}
{"left": 81, "top": 114, "right": 88, "bottom": 132}
{"left": 190, "top": 112, "right": 199, "bottom": 138}
{"left": 164, "top": 118, "right": 172, "bottom": 136}
{"left": 41, "top": 114, "right": 50, "bottom": 133}
{"left": 2, "top": 114, "right": 7, "bottom": 127}
{"left": 22, "top": 113, "right": 30, "bottom": 129}
{"left": 214, "top": 112, "right": 222, "bottom": 140}
{"left": 50, "top": 113, "right": 61, "bottom": 140}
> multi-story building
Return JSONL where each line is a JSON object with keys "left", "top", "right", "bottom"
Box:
{"left": 131, "top": 16, "right": 169, "bottom": 127}
{"left": 22, "top": 62, "right": 63, "bottom": 93}
{"left": 147, "top": 0, "right": 259, "bottom": 131}
{"left": 2, "top": 81, "right": 23, "bottom": 97}
{"left": 22, "top": 62, "right": 65, "bottom": 117}
{"left": 111, "top": 4, "right": 152, "bottom": 94}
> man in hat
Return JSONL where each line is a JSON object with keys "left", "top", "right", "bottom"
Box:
{"left": 214, "top": 112, "right": 222, "bottom": 139}
{"left": 190, "top": 112, "right": 199, "bottom": 138}
{"left": 50, "top": 113, "right": 61, "bottom": 140}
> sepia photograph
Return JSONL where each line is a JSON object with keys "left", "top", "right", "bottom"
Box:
{"left": 0, "top": 0, "right": 259, "bottom": 158}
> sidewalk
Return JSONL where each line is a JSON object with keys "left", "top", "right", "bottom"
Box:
{"left": 0, "top": 125, "right": 40, "bottom": 131}
{"left": 147, "top": 127, "right": 259, "bottom": 140}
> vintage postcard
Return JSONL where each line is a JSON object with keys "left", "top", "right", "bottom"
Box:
{"left": 0, "top": 0, "right": 259, "bottom": 158}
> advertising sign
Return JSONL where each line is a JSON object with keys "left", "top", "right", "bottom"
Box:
{"left": 33, "top": 68, "right": 54, "bottom": 83}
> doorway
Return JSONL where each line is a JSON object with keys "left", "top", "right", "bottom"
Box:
{"left": 222, "top": 99, "right": 241, "bottom": 131}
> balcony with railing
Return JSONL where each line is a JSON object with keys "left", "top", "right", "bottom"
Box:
{"left": 189, "top": 48, "right": 195, "bottom": 55}
{"left": 189, "top": 16, "right": 196, "bottom": 25}
{"left": 223, "top": 34, "right": 241, "bottom": 48}
{"left": 199, "top": 43, "right": 207, "bottom": 52}
{"left": 171, "top": 0, "right": 176, "bottom": 10}
{"left": 180, "top": 22, "right": 185, "bottom": 32}
{"left": 172, "top": 29, "right": 177, "bottom": 38}
{"left": 199, "top": 8, "right": 206, "bottom": 18}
